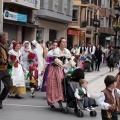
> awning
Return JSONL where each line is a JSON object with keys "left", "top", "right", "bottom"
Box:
{"left": 3, "top": 19, "right": 39, "bottom": 28}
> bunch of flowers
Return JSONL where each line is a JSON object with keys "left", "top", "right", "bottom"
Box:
{"left": 74, "top": 57, "right": 78, "bottom": 63}
{"left": 28, "top": 52, "right": 35, "bottom": 63}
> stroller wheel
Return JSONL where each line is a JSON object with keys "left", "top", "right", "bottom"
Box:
{"left": 77, "top": 111, "right": 84, "bottom": 117}
{"left": 90, "top": 111, "right": 97, "bottom": 117}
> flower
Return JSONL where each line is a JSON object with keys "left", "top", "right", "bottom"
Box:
{"left": 33, "top": 62, "right": 38, "bottom": 67}
{"left": 74, "top": 57, "right": 78, "bottom": 63}
{"left": 28, "top": 52, "right": 35, "bottom": 63}
{"left": 28, "top": 52, "right": 35, "bottom": 59}
{"left": 29, "top": 66, "right": 35, "bottom": 71}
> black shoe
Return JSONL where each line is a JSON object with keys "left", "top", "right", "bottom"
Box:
{"left": 48, "top": 104, "right": 55, "bottom": 109}
{"left": 15, "top": 94, "right": 21, "bottom": 99}
{"left": 0, "top": 100, "right": 3, "bottom": 109}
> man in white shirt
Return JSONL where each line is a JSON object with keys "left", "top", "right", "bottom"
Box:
{"left": 77, "top": 42, "right": 86, "bottom": 55}
{"left": 85, "top": 43, "right": 96, "bottom": 71}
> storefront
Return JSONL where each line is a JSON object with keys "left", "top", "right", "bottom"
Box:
{"left": 36, "top": 19, "right": 67, "bottom": 42}
{"left": 67, "top": 28, "right": 81, "bottom": 49}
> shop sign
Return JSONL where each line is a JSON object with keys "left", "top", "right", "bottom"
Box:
{"left": 4, "top": 10, "right": 27, "bottom": 23}
{"left": 68, "top": 29, "right": 81, "bottom": 35}
{"left": 11, "top": 0, "right": 40, "bottom": 9}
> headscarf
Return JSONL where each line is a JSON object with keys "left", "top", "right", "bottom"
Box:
{"left": 31, "top": 40, "right": 46, "bottom": 72}
{"left": 13, "top": 42, "right": 20, "bottom": 50}
{"left": 23, "top": 41, "right": 31, "bottom": 52}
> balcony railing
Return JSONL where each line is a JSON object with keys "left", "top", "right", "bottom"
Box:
{"left": 81, "top": 0, "right": 89, "bottom": 4}
{"left": 81, "top": 21, "right": 87, "bottom": 28}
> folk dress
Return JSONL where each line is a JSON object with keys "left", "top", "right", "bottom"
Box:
{"left": 8, "top": 49, "right": 26, "bottom": 95}
{"left": 46, "top": 47, "right": 71, "bottom": 104}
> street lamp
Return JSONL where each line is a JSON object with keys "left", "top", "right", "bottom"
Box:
{"left": 113, "top": 5, "right": 120, "bottom": 47}
{"left": 93, "top": 14, "right": 100, "bottom": 46}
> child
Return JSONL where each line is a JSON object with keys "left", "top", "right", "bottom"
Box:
{"left": 116, "top": 67, "right": 120, "bottom": 114}
{"left": 99, "top": 75, "right": 120, "bottom": 120}
{"left": 74, "top": 79, "right": 97, "bottom": 111}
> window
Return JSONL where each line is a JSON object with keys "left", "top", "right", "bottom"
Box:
{"left": 98, "top": 0, "right": 101, "bottom": 7}
{"left": 40, "top": 0, "right": 44, "bottom": 8}
{"left": 58, "top": 0, "right": 62, "bottom": 13}
{"left": 67, "top": 0, "right": 71, "bottom": 15}
{"left": 48, "top": 0, "right": 53, "bottom": 10}
{"left": 36, "top": 29, "right": 44, "bottom": 41}
{"left": 72, "top": 7, "right": 78, "bottom": 21}
{"left": 100, "top": 17, "right": 104, "bottom": 26}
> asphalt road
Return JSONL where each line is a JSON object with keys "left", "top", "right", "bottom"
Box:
{"left": 0, "top": 91, "right": 119, "bottom": 120}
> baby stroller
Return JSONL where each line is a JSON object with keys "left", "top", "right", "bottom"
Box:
{"left": 84, "top": 56, "right": 91, "bottom": 72}
{"left": 63, "top": 69, "right": 97, "bottom": 117}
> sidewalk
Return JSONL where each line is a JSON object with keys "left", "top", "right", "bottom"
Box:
{"left": 85, "top": 63, "right": 118, "bottom": 98}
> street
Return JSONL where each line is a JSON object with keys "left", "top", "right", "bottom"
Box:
{"left": 0, "top": 63, "right": 120, "bottom": 120}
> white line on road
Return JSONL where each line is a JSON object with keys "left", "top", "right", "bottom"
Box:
{"left": 4, "top": 104, "right": 48, "bottom": 108}
{"left": 4, "top": 103, "right": 101, "bottom": 112}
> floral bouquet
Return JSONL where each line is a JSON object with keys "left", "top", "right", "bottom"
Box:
{"left": 28, "top": 52, "right": 35, "bottom": 63}
{"left": 74, "top": 57, "right": 78, "bottom": 63}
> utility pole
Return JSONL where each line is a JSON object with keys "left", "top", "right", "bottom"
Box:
{"left": 0, "top": 0, "right": 3, "bottom": 32}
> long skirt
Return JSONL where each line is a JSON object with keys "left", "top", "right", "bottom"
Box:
{"left": 46, "top": 65, "right": 64, "bottom": 104}
{"left": 101, "top": 110, "right": 118, "bottom": 120}
{"left": 41, "top": 64, "right": 50, "bottom": 92}
{"left": 9, "top": 86, "right": 26, "bottom": 95}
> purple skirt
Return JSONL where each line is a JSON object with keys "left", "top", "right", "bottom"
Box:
{"left": 41, "top": 64, "right": 50, "bottom": 92}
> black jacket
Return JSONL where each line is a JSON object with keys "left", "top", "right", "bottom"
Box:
{"left": 95, "top": 49, "right": 102, "bottom": 62}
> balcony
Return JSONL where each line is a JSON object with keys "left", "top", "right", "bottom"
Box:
{"left": 99, "top": 27, "right": 115, "bottom": 35}
{"left": 81, "top": 0, "right": 89, "bottom": 4}
{"left": 81, "top": 21, "right": 87, "bottom": 28}
{"left": 4, "top": 0, "right": 40, "bottom": 10}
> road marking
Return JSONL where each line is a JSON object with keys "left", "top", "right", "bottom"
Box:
{"left": 4, "top": 103, "right": 101, "bottom": 112}
{"left": 4, "top": 104, "right": 48, "bottom": 108}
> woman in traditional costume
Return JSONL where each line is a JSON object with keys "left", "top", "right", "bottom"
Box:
{"left": 41, "top": 41, "right": 58, "bottom": 92}
{"left": 20, "top": 41, "right": 31, "bottom": 71}
{"left": 46, "top": 38, "right": 74, "bottom": 111}
{"left": 8, "top": 42, "right": 26, "bottom": 98}
{"left": 28, "top": 40, "right": 45, "bottom": 96}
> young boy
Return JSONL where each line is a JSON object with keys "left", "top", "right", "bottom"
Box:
{"left": 99, "top": 75, "right": 120, "bottom": 120}
{"left": 74, "top": 79, "right": 97, "bottom": 111}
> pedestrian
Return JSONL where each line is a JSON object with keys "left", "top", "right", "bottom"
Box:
{"left": 71, "top": 45, "right": 78, "bottom": 56}
{"left": 8, "top": 42, "right": 26, "bottom": 98}
{"left": 46, "top": 37, "right": 72, "bottom": 111}
{"left": 85, "top": 42, "right": 96, "bottom": 71}
{"left": 94, "top": 44, "right": 102, "bottom": 71}
{"left": 41, "top": 41, "right": 58, "bottom": 92}
{"left": 20, "top": 41, "right": 31, "bottom": 71}
{"left": 0, "top": 32, "right": 11, "bottom": 109}
{"left": 77, "top": 42, "right": 86, "bottom": 55}
{"left": 98, "top": 75, "right": 120, "bottom": 120}
{"left": 107, "top": 46, "right": 116, "bottom": 72}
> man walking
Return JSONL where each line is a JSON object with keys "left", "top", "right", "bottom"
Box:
{"left": 0, "top": 32, "right": 11, "bottom": 109}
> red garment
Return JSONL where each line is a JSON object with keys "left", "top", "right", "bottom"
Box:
{"left": 34, "top": 69, "right": 38, "bottom": 80}
{"left": 46, "top": 65, "right": 64, "bottom": 104}
{"left": 10, "top": 55, "right": 20, "bottom": 68}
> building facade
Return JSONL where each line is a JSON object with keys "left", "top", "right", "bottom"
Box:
{"left": 68, "top": 0, "right": 100, "bottom": 48}
{"left": 3, "top": 0, "right": 40, "bottom": 43}
{"left": 98, "top": 0, "right": 115, "bottom": 47}
{"left": 36, "top": 0, "right": 73, "bottom": 43}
